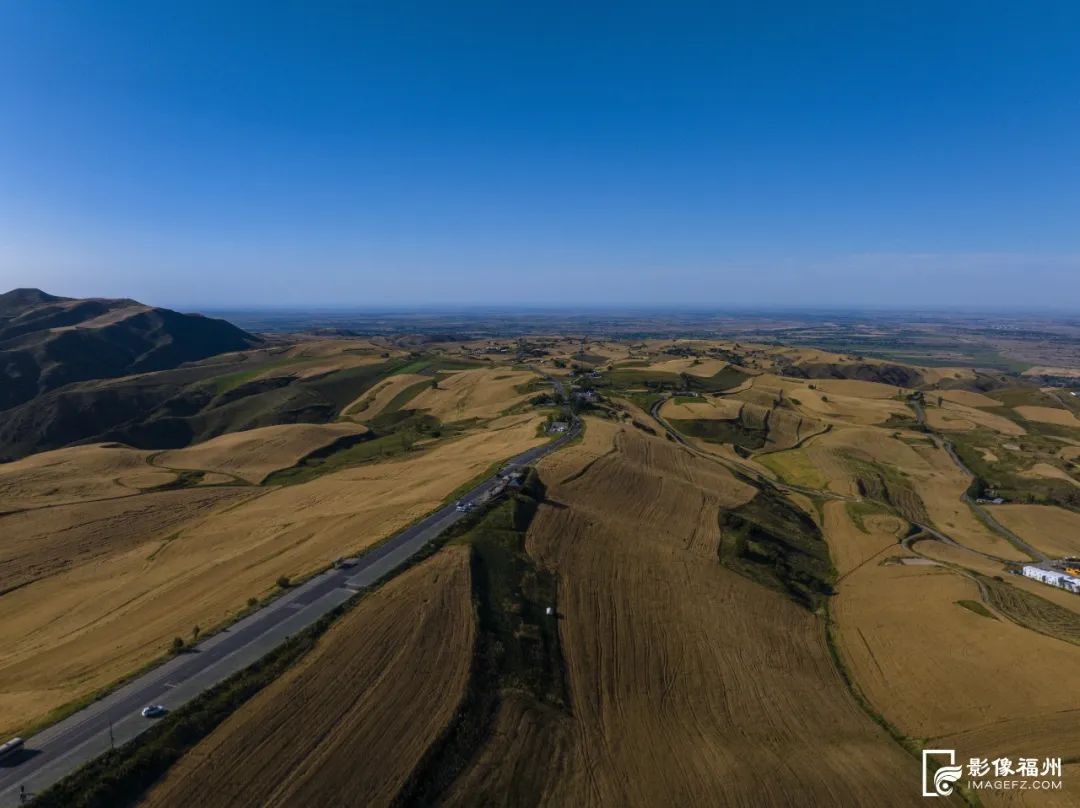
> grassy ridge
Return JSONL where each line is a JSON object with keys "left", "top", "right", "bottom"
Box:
{"left": 394, "top": 470, "right": 566, "bottom": 805}
{"left": 601, "top": 365, "right": 748, "bottom": 393}
{"left": 951, "top": 427, "right": 1080, "bottom": 509}
{"left": 263, "top": 412, "right": 448, "bottom": 486}
{"left": 717, "top": 484, "right": 835, "bottom": 610}
{"left": 668, "top": 417, "right": 767, "bottom": 450}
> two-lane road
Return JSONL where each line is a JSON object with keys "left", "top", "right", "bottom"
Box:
{"left": 0, "top": 418, "right": 579, "bottom": 806}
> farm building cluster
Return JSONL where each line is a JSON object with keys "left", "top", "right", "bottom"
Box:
{"left": 1021, "top": 561, "right": 1080, "bottom": 594}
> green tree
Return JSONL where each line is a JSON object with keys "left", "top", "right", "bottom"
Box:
{"left": 277, "top": 575, "right": 291, "bottom": 589}
{"left": 170, "top": 637, "right": 185, "bottom": 654}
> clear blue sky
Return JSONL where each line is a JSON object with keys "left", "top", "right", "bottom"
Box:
{"left": 2, "top": 2, "right": 1079, "bottom": 309}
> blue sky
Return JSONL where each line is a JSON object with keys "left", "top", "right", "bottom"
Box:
{"left": 2, "top": 2, "right": 1079, "bottom": 309}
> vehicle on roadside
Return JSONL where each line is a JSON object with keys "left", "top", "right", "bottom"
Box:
{"left": 0, "top": 736, "right": 24, "bottom": 763}
{"left": 140, "top": 705, "right": 167, "bottom": 718}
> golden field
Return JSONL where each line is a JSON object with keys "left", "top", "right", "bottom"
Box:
{"left": 408, "top": 367, "right": 536, "bottom": 421}
{"left": 8, "top": 332, "right": 1080, "bottom": 805}
{"left": 443, "top": 420, "right": 920, "bottom": 806}
{"left": 144, "top": 547, "right": 474, "bottom": 808}
{"left": 0, "top": 414, "right": 544, "bottom": 736}
{"left": 0, "top": 443, "right": 175, "bottom": 511}
{"left": 825, "top": 505, "right": 1080, "bottom": 805}
{"left": 343, "top": 372, "right": 429, "bottom": 418}
{"left": 987, "top": 504, "right": 1080, "bottom": 558}
{"left": 155, "top": 422, "right": 369, "bottom": 484}
{"left": 1015, "top": 405, "right": 1080, "bottom": 428}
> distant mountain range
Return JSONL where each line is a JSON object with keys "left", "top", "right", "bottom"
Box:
{"left": 0, "top": 288, "right": 260, "bottom": 412}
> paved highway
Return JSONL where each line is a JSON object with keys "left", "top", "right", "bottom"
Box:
{"left": 0, "top": 417, "right": 579, "bottom": 806}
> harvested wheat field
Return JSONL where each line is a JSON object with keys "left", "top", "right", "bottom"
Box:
{"left": 263, "top": 353, "right": 386, "bottom": 381}
{"left": 1059, "top": 445, "right": 1080, "bottom": 462}
{"left": 145, "top": 546, "right": 474, "bottom": 808}
{"left": 638, "top": 357, "right": 730, "bottom": 376}
{"left": 912, "top": 539, "right": 1080, "bottom": 614}
{"left": 0, "top": 443, "right": 175, "bottom": 512}
{"left": 812, "top": 378, "right": 907, "bottom": 399}
{"left": 987, "top": 504, "right": 1080, "bottom": 558}
{"left": 155, "top": 422, "right": 369, "bottom": 484}
{"left": 929, "top": 402, "right": 1027, "bottom": 436}
{"left": 538, "top": 416, "right": 620, "bottom": 485}
{"left": 925, "top": 408, "right": 978, "bottom": 431}
{"left": 343, "top": 372, "right": 429, "bottom": 418}
{"left": 826, "top": 506, "right": 1080, "bottom": 776}
{"left": 279, "top": 338, "right": 388, "bottom": 359}
{"left": 813, "top": 428, "right": 1031, "bottom": 560}
{"left": 0, "top": 486, "right": 258, "bottom": 596}
{"left": 910, "top": 443, "right": 1033, "bottom": 561}
{"left": 659, "top": 397, "right": 742, "bottom": 420}
{"left": 409, "top": 368, "right": 535, "bottom": 421}
{"left": 936, "top": 389, "right": 1003, "bottom": 408}
{"left": 919, "top": 366, "right": 979, "bottom": 385}
{"left": 789, "top": 386, "right": 909, "bottom": 426}
{"left": 1015, "top": 405, "right": 1080, "bottom": 428}
{"left": 0, "top": 417, "right": 543, "bottom": 735}
{"left": 824, "top": 500, "right": 905, "bottom": 577}
{"left": 1020, "top": 462, "right": 1080, "bottom": 489}
{"left": 444, "top": 423, "right": 919, "bottom": 807}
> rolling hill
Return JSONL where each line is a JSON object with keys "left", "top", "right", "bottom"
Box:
{"left": 0, "top": 288, "right": 260, "bottom": 411}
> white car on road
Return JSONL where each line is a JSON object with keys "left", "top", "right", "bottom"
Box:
{"left": 140, "top": 704, "right": 167, "bottom": 718}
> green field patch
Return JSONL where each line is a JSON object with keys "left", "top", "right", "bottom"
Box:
{"left": 400, "top": 471, "right": 566, "bottom": 804}
{"left": 668, "top": 417, "right": 766, "bottom": 450}
{"left": 845, "top": 500, "right": 894, "bottom": 534}
{"left": 951, "top": 430, "right": 1080, "bottom": 509}
{"left": 263, "top": 412, "right": 448, "bottom": 486}
{"left": 841, "top": 453, "right": 930, "bottom": 525}
{"left": 383, "top": 378, "right": 436, "bottom": 414}
{"left": 603, "top": 365, "right": 749, "bottom": 394}
{"left": 759, "top": 449, "right": 826, "bottom": 489}
{"left": 956, "top": 599, "right": 997, "bottom": 619}
{"left": 989, "top": 387, "right": 1064, "bottom": 409}
{"left": 208, "top": 357, "right": 306, "bottom": 395}
{"left": 717, "top": 484, "right": 835, "bottom": 610}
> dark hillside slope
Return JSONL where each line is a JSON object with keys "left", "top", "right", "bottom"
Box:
{"left": 0, "top": 288, "right": 260, "bottom": 410}
{"left": 0, "top": 352, "right": 404, "bottom": 460}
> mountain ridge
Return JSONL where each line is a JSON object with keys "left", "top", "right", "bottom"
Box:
{"left": 0, "top": 288, "right": 261, "bottom": 411}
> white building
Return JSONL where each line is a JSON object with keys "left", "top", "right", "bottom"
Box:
{"left": 1022, "top": 564, "right": 1080, "bottom": 593}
